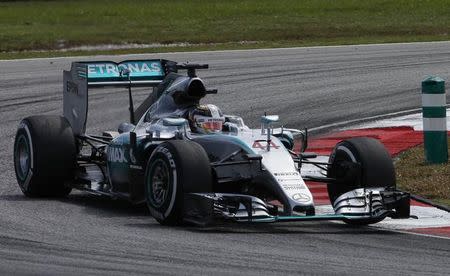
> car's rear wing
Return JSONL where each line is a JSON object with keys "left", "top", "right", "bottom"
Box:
{"left": 77, "top": 60, "right": 173, "bottom": 87}
{"left": 63, "top": 59, "right": 177, "bottom": 135}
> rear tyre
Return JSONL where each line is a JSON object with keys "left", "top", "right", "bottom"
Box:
{"left": 327, "top": 137, "right": 395, "bottom": 225}
{"left": 13, "top": 115, "right": 76, "bottom": 197}
{"left": 145, "top": 140, "right": 212, "bottom": 225}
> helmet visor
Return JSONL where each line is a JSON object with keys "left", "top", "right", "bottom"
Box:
{"left": 196, "top": 117, "right": 224, "bottom": 133}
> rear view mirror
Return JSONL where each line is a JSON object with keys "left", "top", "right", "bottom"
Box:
{"left": 282, "top": 128, "right": 308, "bottom": 153}
{"left": 162, "top": 118, "right": 187, "bottom": 127}
{"left": 261, "top": 115, "right": 279, "bottom": 124}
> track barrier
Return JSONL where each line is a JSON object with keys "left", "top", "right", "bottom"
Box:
{"left": 421, "top": 76, "right": 448, "bottom": 164}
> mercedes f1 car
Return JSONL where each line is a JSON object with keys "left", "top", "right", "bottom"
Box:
{"left": 13, "top": 59, "right": 411, "bottom": 226}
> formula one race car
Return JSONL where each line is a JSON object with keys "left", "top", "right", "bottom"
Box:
{"left": 13, "top": 59, "right": 411, "bottom": 226}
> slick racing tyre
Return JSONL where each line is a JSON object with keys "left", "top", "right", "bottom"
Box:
{"left": 14, "top": 115, "right": 76, "bottom": 197}
{"left": 145, "top": 140, "right": 212, "bottom": 225}
{"left": 327, "top": 137, "right": 396, "bottom": 225}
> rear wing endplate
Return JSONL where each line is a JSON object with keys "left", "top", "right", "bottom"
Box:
{"left": 63, "top": 59, "right": 176, "bottom": 135}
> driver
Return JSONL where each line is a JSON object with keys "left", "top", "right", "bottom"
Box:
{"left": 188, "top": 104, "right": 225, "bottom": 134}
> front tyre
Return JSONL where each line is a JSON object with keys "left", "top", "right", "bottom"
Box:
{"left": 13, "top": 115, "right": 76, "bottom": 197}
{"left": 327, "top": 137, "right": 396, "bottom": 225}
{"left": 145, "top": 140, "right": 212, "bottom": 225}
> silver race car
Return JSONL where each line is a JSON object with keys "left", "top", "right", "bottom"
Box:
{"left": 13, "top": 59, "right": 411, "bottom": 226}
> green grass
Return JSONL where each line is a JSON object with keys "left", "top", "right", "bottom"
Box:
{"left": 396, "top": 138, "right": 450, "bottom": 207}
{"left": 1, "top": 0, "right": 450, "bottom": 59}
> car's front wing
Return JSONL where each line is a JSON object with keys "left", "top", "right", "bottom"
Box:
{"left": 182, "top": 189, "right": 411, "bottom": 225}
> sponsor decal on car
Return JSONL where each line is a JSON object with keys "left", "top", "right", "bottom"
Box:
{"left": 87, "top": 61, "right": 163, "bottom": 79}
{"left": 274, "top": 172, "right": 300, "bottom": 176}
{"left": 108, "top": 147, "right": 127, "bottom": 163}
{"left": 129, "top": 148, "right": 137, "bottom": 164}
{"left": 252, "top": 140, "right": 280, "bottom": 150}
{"left": 281, "top": 183, "right": 306, "bottom": 190}
{"left": 156, "top": 147, "right": 176, "bottom": 169}
{"left": 292, "top": 193, "right": 311, "bottom": 203}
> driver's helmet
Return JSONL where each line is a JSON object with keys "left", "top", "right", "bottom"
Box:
{"left": 188, "top": 104, "right": 225, "bottom": 134}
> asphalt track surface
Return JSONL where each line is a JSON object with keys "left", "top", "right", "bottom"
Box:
{"left": 1, "top": 42, "right": 450, "bottom": 275}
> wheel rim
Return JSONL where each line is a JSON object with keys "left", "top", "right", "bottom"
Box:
{"left": 148, "top": 160, "right": 170, "bottom": 208}
{"left": 15, "top": 135, "right": 30, "bottom": 181}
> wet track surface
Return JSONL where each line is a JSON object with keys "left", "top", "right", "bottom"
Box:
{"left": 1, "top": 42, "right": 450, "bottom": 275}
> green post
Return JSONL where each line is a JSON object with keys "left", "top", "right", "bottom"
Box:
{"left": 421, "top": 76, "right": 448, "bottom": 164}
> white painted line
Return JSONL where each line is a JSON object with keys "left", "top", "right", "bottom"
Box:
{"left": 2, "top": 41, "right": 450, "bottom": 62}
{"left": 376, "top": 206, "right": 450, "bottom": 229}
{"left": 310, "top": 108, "right": 424, "bottom": 133}
{"left": 341, "top": 108, "right": 450, "bottom": 131}
{"left": 315, "top": 204, "right": 450, "bottom": 239}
